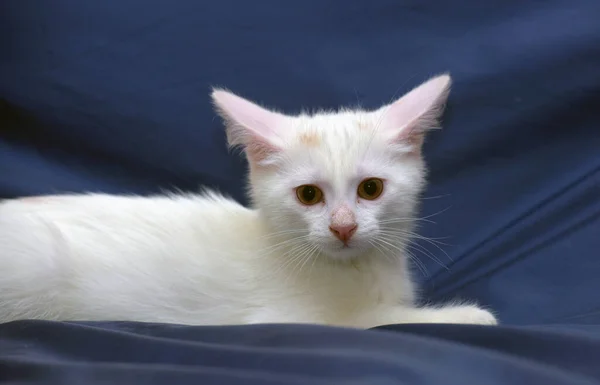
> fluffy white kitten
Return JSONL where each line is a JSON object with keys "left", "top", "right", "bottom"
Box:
{"left": 0, "top": 74, "right": 497, "bottom": 327}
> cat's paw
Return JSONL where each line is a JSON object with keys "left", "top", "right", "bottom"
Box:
{"left": 444, "top": 305, "right": 498, "bottom": 325}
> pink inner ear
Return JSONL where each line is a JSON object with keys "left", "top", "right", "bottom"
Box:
{"left": 212, "top": 89, "right": 286, "bottom": 165}
{"left": 380, "top": 74, "right": 451, "bottom": 149}
{"left": 245, "top": 136, "right": 280, "bottom": 163}
{"left": 221, "top": 93, "right": 280, "bottom": 138}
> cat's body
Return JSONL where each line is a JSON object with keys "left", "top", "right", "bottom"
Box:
{"left": 0, "top": 193, "right": 415, "bottom": 326}
{"left": 0, "top": 74, "right": 497, "bottom": 327}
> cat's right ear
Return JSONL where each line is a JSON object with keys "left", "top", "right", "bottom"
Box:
{"left": 377, "top": 74, "right": 452, "bottom": 154}
{"left": 211, "top": 89, "right": 286, "bottom": 165}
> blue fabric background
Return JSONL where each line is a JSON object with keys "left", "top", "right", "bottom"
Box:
{"left": 2, "top": 320, "right": 600, "bottom": 385}
{"left": 1, "top": 0, "right": 599, "bottom": 328}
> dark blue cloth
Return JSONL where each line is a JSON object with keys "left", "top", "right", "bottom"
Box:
{"left": 1, "top": 5, "right": 600, "bottom": 384}
{"left": 2, "top": 320, "right": 600, "bottom": 385}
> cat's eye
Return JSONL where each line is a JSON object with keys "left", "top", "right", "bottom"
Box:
{"left": 296, "top": 185, "right": 323, "bottom": 205}
{"left": 357, "top": 178, "right": 384, "bottom": 200}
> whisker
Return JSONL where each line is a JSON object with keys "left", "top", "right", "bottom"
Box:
{"left": 277, "top": 243, "right": 315, "bottom": 280}
{"left": 376, "top": 233, "right": 450, "bottom": 272}
{"left": 419, "top": 206, "right": 452, "bottom": 221}
{"left": 379, "top": 217, "right": 436, "bottom": 225}
{"left": 379, "top": 228, "right": 451, "bottom": 243}
{"left": 259, "top": 229, "right": 308, "bottom": 240}
{"left": 369, "top": 240, "right": 396, "bottom": 265}
{"left": 405, "top": 243, "right": 450, "bottom": 272}
{"left": 289, "top": 244, "right": 319, "bottom": 280}
{"left": 377, "top": 232, "right": 450, "bottom": 267}
{"left": 371, "top": 236, "right": 405, "bottom": 257}
{"left": 378, "top": 228, "right": 454, "bottom": 262}
{"left": 302, "top": 244, "right": 321, "bottom": 278}
{"left": 421, "top": 194, "right": 451, "bottom": 200}
{"left": 379, "top": 207, "right": 451, "bottom": 227}
{"left": 404, "top": 248, "right": 430, "bottom": 278}
{"left": 306, "top": 245, "right": 322, "bottom": 285}
{"left": 257, "top": 235, "right": 312, "bottom": 255}
{"left": 372, "top": 238, "right": 428, "bottom": 277}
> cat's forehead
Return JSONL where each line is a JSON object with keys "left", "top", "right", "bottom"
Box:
{"left": 291, "top": 110, "right": 379, "bottom": 152}
{"left": 284, "top": 110, "right": 390, "bottom": 182}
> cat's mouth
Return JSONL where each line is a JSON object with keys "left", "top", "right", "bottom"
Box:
{"left": 325, "top": 244, "right": 366, "bottom": 261}
{"left": 323, "top": 238, "right": 371, "bottom": 259}
{"left": 318, "top": 233, "right": 372, "bottom": 259}
{"left": 334, "top": 240, "right": 353, "bottom": 249}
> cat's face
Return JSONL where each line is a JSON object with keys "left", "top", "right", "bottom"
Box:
{"left": 213, "top": 75, "right": 450, "bottom": 261}
{"left": 246, "top": 113, "right": 427, "bottom": 260}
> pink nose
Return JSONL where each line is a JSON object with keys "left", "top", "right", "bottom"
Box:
{"left": 329, "top": 224, "right": 358, "bottom": 243}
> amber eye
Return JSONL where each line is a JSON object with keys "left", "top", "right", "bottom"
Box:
{"left": 357, "top": 178, "right": 384, "bottom": 200}
{"left": 296, "top": 185, "right": 324, "bottom": 205}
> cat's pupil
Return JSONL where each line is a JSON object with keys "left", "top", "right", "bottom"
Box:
{"left": 302, "top": 186, "right": 316, "bottom": 201}
{"left": 364, "top": 181, "right": 377, "bottom": 196}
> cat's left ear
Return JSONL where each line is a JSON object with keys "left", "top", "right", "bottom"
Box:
{"left": 378, "top": 74, "right": 451, "bottom": 152}
{"left": 211, "top": 88, "right": 287, "bottom": 165}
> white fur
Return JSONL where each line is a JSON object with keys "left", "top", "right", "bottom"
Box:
{"left": 0, "top": 74, "right": 497, "bottom": 327}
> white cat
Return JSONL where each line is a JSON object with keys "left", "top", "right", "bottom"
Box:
{"left": 0, "top": 74, "right": 497, "bottom": 328}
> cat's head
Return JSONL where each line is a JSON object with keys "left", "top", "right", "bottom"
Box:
{"left": 212, "top": 74, "right": 450, "bottom": 261}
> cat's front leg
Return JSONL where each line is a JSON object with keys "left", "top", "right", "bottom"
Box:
{"left": 356, "top": 303, "right": 497, "bottom": 328}
{"left": 402, "top": 304, "right": 498, "bottom": 325}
